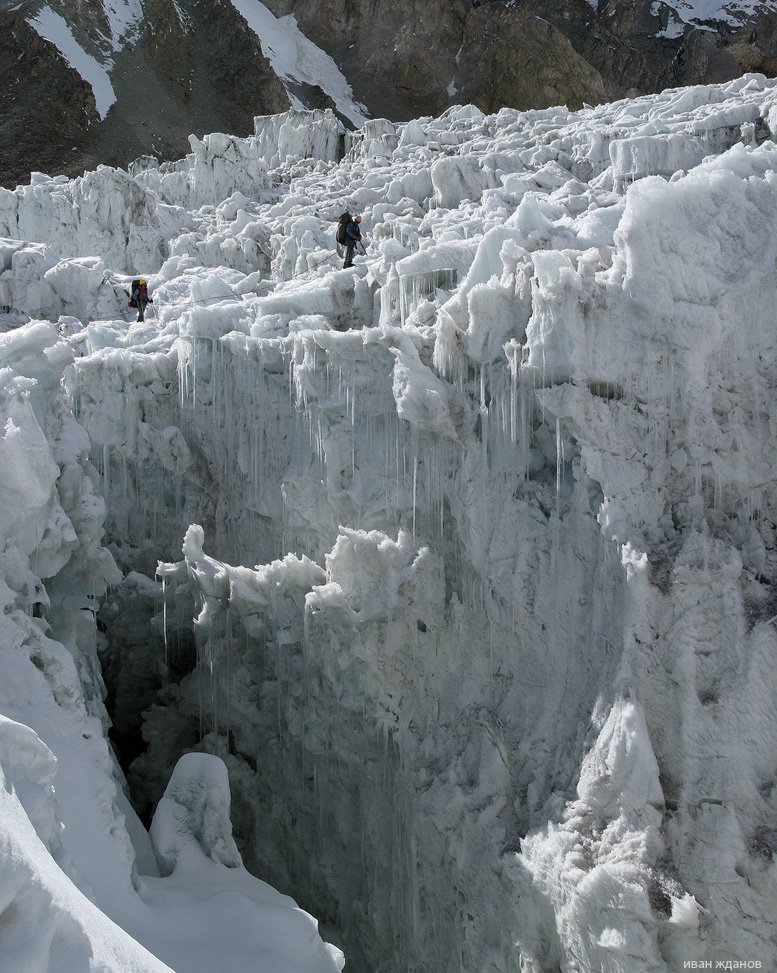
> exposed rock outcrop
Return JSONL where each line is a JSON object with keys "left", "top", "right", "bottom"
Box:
{"left": 263, "top": 0, "right": 777, "bottom": 118}
{"left": 0, "top": 12, "right": 100, "bottom": 188}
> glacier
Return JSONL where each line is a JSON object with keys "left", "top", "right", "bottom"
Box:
{"left": 1, "top": 80, "right": 777, "bottom": 972}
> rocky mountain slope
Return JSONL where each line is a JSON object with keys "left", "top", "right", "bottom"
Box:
{"left": 0, "top": 0, "right": 290, "bottom": 188}
{"left": 2, "top": 0, "right": 777, "bottom": 186}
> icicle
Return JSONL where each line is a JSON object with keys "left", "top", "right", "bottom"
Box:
{"left": 179, "top": 341, "right": 186, "bottom": 409}
{"left": 479, "top": 366, "right": 489, "bottom": 500}
{"left": 225, "top": 606, "right": 232, "bottom": 748}
{"left": 556, "top": 416, "right": 563, "bottom": 516}
{"left": 209, "top": 634, "right": 218, "bottom": 756}
{"left": 102, "top": 443, "right": 111, "bottom": 508}
{"left": 120, "top": 451, "right": 129, "bottom": 535}
{"left": 276, "top": 640, "right": 283, "bottom": 747}
{"left": 196, "top": 630, "right": 204, "bottom": 739}
{"left": 161, "top": 575, "right": 169, "bottom": 666}
{"left": 749, "top": 487, "right": 762, "bottom": 523}
{"left": 412, "top": 445, "right": 419, "bottom": 543}
{"left": 522, "top": 370, "right": 533, "bottom": 481}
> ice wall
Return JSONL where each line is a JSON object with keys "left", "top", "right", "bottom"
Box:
{"left": 0, "top": 322, "right": 163, "bottom": 971}
{"left": 132, "top": 109, "right": 346, "bottom": 210}
{"left": 3, "top": 79, "right": 777, "bottom": 971}
{"left": 0, "top": 258, "right": 345, "bottom": 973}
{"left": 0, "top": 168, "right": 171, "bottom": 275}
{"left": 252, "top": 108, "right": 345, "bottom": 167}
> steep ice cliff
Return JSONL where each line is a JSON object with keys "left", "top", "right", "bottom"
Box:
{"left": 0, "top": 320, "right": 343, "bottom": 970}
{"left": 1, "top": 80, "right": 777, "bottom": 971}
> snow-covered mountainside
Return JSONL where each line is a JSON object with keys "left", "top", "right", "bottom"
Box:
{"left": 5, "top": 0, "right": 777, "bottom": 187}
{"left": 2, "top": 81, "right": 777, "bottom": 971}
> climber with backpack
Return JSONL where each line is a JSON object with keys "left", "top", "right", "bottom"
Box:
{"left": 126, "top": 278, "right": 153, "bottom": 322}
{"left": 337, "top": 213, "right": 363, "bottom": 269}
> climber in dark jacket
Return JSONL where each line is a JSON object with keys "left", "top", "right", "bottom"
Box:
{"left": 126, "top": 278, "right": 153, "bottom": 322}
{"left": 343, "top": 215, "right": 362, "bottom": 269}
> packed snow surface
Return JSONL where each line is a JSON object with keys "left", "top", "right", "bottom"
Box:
{"left": 1, "top": 79, "right": 777, "bottom": 972}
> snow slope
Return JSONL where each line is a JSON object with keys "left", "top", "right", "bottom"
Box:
{"left": 101, "top": 0, "right": 145, "bottom": 50}
{"left": 2, "top": 78, "right": 777, "bottom": 971}
{"left": 27, "top": 6, "right": 117, "bottom": 118}
{"left": 25, "top": 0, "right": 145, "bottom": 118}
{"left": 655, "top": 0, "right": 777, "bottom": 28}
{"left": 229, "top": 0, "right": 368, "bottom": 126}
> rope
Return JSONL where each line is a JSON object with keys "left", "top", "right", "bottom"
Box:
{"left": 101, "top": 242, "right": 373, "bottom": 313}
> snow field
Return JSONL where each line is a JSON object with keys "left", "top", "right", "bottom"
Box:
{"left": 2, "top": 77, "right": 777, "bottom": 971}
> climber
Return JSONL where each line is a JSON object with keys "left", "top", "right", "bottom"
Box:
{"left": 343, "top": 215, "right": 362, "bottom": 269}
{"left": 126, "top": 278, "right": 153, "bottom": 322}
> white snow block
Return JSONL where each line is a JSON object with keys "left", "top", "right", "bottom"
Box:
{"left": 254, "top": 109, "right": 345, "bottom": 167}
{"left": 432, "top": 154, "right": 500, "bottom": 208}
{"left": 0, "top": 167, "right": 168, "bottom": 273}
{"left": 346, "top": 118, "right": 398, "bottom": 159}
{"left": 609, "top": 133, "right": 708, "bottom": 189}
{"left": 149, "top": 752, "right": 243, "bottom": 875}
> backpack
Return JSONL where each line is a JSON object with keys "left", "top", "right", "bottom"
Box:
{"left": 129, "top": 279, "right": 148, "bottom": 307}
{"left": 336, "top": 212, "right": 351, "bottom": 246}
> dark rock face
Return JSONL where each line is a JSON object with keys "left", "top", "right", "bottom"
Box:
{"left": 141, "top": 0, "right": 289, "bottom": 144}
{"left": 266, "top": 0, "right": 777, "bottom": 119}
{"left": 0, "top": 12, "right": 101, "bottom": 188}
{"left": 0, "top": 0, "right": 289, "bottom": 188}
{"left": 2, "top": 0, "right": 777, "bottom": 187}
{"left": 453, "top": 5, "right": 608, "bottom": 114}
{"left": 260, "top": 0, "right": 608, "bottom": 119}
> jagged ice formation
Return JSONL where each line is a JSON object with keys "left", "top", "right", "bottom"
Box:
{"left": 1, "top": 86, "right": 777, "bottom": 971}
